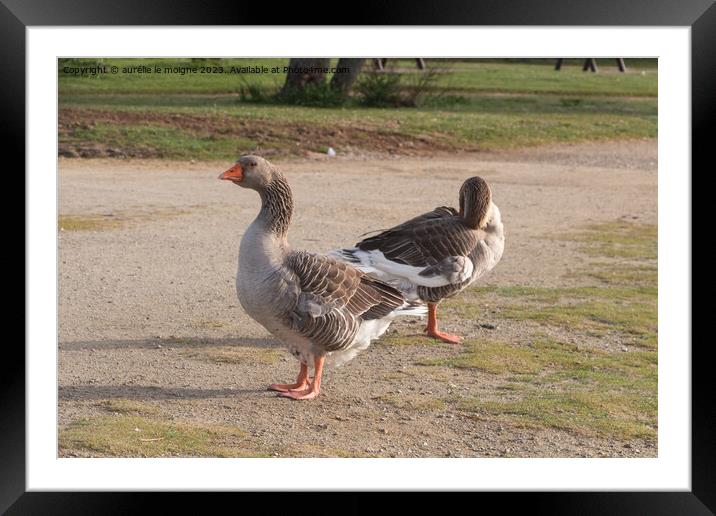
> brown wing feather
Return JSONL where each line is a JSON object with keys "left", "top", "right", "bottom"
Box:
{"left": 285, "top": 251, "right": 405, "bottom": 351}
{"left": 357, "top": 209, "right": 479, "bottom": 268}
{"left": 417, "top": 237, "right": 492, "bottom": 303}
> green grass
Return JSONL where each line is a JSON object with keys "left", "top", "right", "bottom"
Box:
{"left": 572, "top": 220, "right": 657, "bottom": 260}
{"left": 58, "top": 58, "right": 657, "bottom": 159}
{"left": 419, "top": 337, "right": 656, "bottom": 380}
{"left": 429, "top": 61, "right": 656, "bottom": 97}
{"left": 453, "top": 284, "right": 657, "bottom": 349}
{"left": 59, "top": 413, "right": 262, "bottom": 457}
{"left": 59, "top": 58, "right": 657, "bottom": 97}
{"left": 581, "top": 264, "right": 657, "bottom": 286}
{"left": 59, "top": 103, "right": 656, "bottom": 159}
{"left": 59, "top": 58, "right": 287, "bottom": 95}
{"left": 458, "top": 390, "right": 656, "bottom": 440}
{"left": 564, "top": 221, "right": 657, "bottom": 285}
{"left": 451, "top": 220, "right": 658, "bottom": 348}
{"left": 416, "top": 218, "right": 658, "bottom": 441}
{"left": 418, "top": 337, "right": 656, "bottom": 439}
{"left": 69, "top": 122, "right": 256, "bottom": 160}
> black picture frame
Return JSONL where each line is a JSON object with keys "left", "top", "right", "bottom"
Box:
{"left": 6, "top": 0, "right": 709, "bottom": 513}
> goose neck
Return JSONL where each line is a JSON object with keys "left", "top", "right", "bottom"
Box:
{"left": 257, "top": 174, "right": 294, "bottom": 237}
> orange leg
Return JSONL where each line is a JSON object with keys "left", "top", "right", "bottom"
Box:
{"left": 268, "top": 362, "right": 309, "bottom": 392}
{"left": 280, "top": 356, "right": 324, "bottom": 400}
{"left": 425, "top": 303, "right": 463, "bottom": 344}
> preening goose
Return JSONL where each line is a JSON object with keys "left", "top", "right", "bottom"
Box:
{"left": 331, "top": 176, "right": 504, "bottom": 344}
{"left": 219, "top": 156, "right": 425, "bottom": 400}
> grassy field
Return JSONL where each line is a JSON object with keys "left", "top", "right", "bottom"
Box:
{"left": 392, "top": 219, "right": 657, "bottom": 441}
{"left": 58, "top": 58, "right": 657, "bottom": 159}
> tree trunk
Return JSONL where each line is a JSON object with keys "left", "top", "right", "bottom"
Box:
{"left": 329, "top": 58, "right": 364, "bottom": 95}
{"left": 282, "top": 58, "right": 331, "bottom": 93}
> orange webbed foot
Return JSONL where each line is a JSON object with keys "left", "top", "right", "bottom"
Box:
{"left": 268, "top": 379, "right": 310, "bottom": 392}
{"left": 278, "top": 384, "right": 320, "bottom": 400}
{"left": 425, "top": 328, "right": 464, "bottom": 344}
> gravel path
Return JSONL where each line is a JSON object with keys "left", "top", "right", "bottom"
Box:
{"left": 58, "top": 139, "right": 657, "bottom": 458}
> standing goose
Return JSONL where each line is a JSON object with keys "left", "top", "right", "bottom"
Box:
{"left": 331, "top": 176, "right": 504, "bottom": 344}
{"left": 219, "top": 155, "right": 425, "bottom": 400}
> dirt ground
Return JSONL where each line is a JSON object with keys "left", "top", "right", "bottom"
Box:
{"left": 58, "top": 139, "right": 658, "bottom": 458}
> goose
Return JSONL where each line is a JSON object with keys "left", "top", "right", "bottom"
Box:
{"left": 331, "top": 176, "right": 504, "bottom": 344}
{"left": 219, "top": 155, "right": 425, "bottom": 400}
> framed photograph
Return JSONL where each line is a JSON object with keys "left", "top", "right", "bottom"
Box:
{"left": 8, "top": 0, "right": 710, "bottom": 512}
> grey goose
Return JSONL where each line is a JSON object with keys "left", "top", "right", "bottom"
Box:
{"left": 219, "top": 156, "right": 425, "bottom": 400}
{"left": 331, "top": 176, "right": 504, "bottom": 343}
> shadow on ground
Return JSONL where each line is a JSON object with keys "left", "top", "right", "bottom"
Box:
{"left": 59, "top": 384, "right": 269, "bottom": 401}
{"left": 59, "top": 336, "right": 277, "bottom": 351}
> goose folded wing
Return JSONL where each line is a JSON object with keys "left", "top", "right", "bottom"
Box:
{"left": 356, "top": 216, "right": 479, "bottom": 287}
{"left": 284, "top": 251, "right": 405, "bottom": 350}
{"left": 387, "top": 205, "right": 458, "bottom": 230}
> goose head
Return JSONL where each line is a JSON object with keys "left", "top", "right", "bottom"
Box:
{"left": 219, "top": 155, "right": 276, "bottom": 190}
{"left": 458, "top": 176, "right": 492, "bottom": 230}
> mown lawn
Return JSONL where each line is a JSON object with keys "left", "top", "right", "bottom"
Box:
{"left": 58, "top": 58, "right": 657, "bottom": 159}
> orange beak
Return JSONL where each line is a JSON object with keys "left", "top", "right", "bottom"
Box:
{"left": 219, "top": 163, "right": 243, "bottom": 182}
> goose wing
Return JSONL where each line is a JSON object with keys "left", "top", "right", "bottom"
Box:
{"left": 355, "top": 212, "right": 479, "bottom": 288}
{"left": 284, "top": 251, "right": 405, "bottom": 351}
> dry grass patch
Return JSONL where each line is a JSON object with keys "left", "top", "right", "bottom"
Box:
{"left": 59, "top": 214, "right": 124, "bottom": 231}
{"left": 59, "top": 207, "right": 194, "bottom": 232}
{"left": 459, "top": 390, "right": 656, "bottom": 440}
{"left": 454, "top": 284, "right": 657, "bottom": 349}
{"left": 566, "top": 220, "right": 657, "bottom": 260}
{"left": 419, "top": 336, "right": 656, "bottom": 440}
{"left": 59, "top": 414, "right": 265, "bottom": 457}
